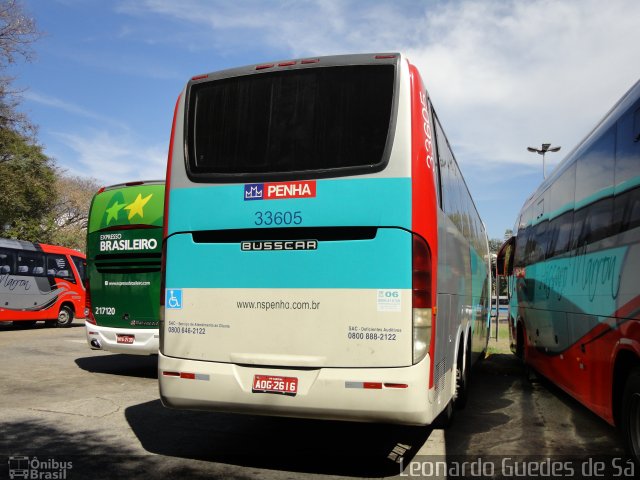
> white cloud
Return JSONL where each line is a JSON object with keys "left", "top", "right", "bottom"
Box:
{"left": 52, "top": 130, "right": 166, "bottom": 186}
{"left": 23, "top": 92, "right": 167, "bottom": 186}
{"left": 405, "top": 0, "right": 640, "bottom": 170}
{"left": 118, "top": 0, "right": 640, "bottom": 174}
{"left": 23, "top": 91, "right": 130, "bottom": 130}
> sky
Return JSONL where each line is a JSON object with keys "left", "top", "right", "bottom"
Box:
{"left": 11, "top": 0, "right": 640, "bottom": 240}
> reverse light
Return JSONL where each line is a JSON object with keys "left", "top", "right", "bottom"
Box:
{"left": 412, "top": 235, "right": 432, "bottom": 364}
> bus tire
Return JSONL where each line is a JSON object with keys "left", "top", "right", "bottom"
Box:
{"left": 455, "top": 341, "right": 471, "bottom": 410}
{"left": 56, "top": 306, "right": 73, "bottom": 328}
{"left": 621, "top": 367, "right": 640, "bottom": 465}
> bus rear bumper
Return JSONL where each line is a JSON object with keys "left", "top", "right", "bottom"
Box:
{"left": 158, "top": 353, "right": 435, "bottom": 425}
{"left": 85, "top": 321, "right": 159, "bottom": 355}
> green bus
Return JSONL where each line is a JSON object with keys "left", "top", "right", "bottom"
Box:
{"left": 85, "top": 180, "right": 164, "bottom": 355}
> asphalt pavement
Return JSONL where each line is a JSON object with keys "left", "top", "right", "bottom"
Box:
{"left": 0, "top": 321, "right": 630, "bottom": 479}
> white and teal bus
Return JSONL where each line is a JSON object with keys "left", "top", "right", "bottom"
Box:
{"left": 159, "top": 53, "right": 490, "bottom": 426}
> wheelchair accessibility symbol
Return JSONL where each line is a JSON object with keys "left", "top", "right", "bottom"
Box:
{"left": 166, "top": 289, "right": 183, "bottom": 309}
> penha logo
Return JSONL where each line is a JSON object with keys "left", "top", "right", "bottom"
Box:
{"left": 244, "top": 184, "right": 264, "bottom": 201}
{"left": 244, "top": 181, "right": 316, "bottom": 201}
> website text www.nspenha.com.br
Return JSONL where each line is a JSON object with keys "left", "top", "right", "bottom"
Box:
{"left": 236, "top": 300, "right": 320, "bottom": 311}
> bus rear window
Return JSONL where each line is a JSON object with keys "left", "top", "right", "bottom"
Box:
{"left": 186, "top": 64, "right": 396, "bottom": 181}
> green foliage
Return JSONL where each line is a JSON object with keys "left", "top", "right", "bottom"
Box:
{"left": 0, "top": 1, "right": 78, "bottom": 247}
{"left": 488, "top": 237, "right": 503, "bottom": 254}
{"left": 49, "top": 173, "right": 100, "bottom": 252}
{"left": 0, "top": 127, "right": 57, "bottom": 242}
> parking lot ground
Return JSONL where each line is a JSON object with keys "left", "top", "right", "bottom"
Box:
{"left": 0, "top": 322, "right": 631, "bottom": 479}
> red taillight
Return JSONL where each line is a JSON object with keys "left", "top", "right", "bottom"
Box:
{"left": 84, "top": 278, "right": 96, "bottom": 324}
{"left": 375, "top": 54, "right": 396, "bottom": 59}
{"left": 97, "top": 187, "right": 105, "bottom": 194}
{"left": 191, "top": 74, "right": 208, "bottom": 81}
{"left": 412, "top": 236, "right": 432, "bottom": 308}
{"left": 384, "top": 383, "right": 409, "bottom": 389}
{"left": 278, "top": 61, "right": 296, "bottom": 67}
{"left": 256, "top": 63, "right": 274, "bottom": 70}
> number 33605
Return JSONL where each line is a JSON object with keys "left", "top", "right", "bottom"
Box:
{"left": 254, "top": 211, "right": 302, "bottom": 226}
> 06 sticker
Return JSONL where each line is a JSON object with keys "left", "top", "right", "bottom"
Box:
{"left": 377, "top": 289, "right": 401, "bottom": 312}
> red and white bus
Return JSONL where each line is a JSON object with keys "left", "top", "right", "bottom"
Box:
{"left": 159, "top": 53, "right": 491, "bottom": 426}
{"left": 0, "top": 238, "right": 86, "bottom": 327}
{"left": 497, "top": 79, "right": 640, "bottom": 462}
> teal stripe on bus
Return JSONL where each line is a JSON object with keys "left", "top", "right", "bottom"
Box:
{"left": 165, "top": 227, "right": 412, "bottom": 289}
{"left": 167, "top": 177, "right": 412, "bottom": 233}
{"left": 521, "top": 245, "right": 627, "bottom": 317}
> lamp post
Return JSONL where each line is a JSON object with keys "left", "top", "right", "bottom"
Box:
{"left": 527, "top": 143, "right": 561, "bottom": 179}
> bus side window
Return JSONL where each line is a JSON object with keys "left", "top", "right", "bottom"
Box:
{"left": 547, "top": 211, "right": 574, "bottom": 258}
{"left": 0, "top": 248, "right": 15, "bottom": 274}
{"left": 614, "top": 105, "right": 640, "bottom": 234}
{"left": 429, "top": 101, "right": 443, "bottom": 208}
{"left": 514, "top": 226, "right": 529, "bottom": 268}
{"left": 17, "top": 252, "right": 45, "bottom": 277}
{"left": 574, "top": 125, "right": 615, "bottom": 247}
{"left": 70, "top": 255, "right": 86, "bottom": 283}
{"left": 47, "top": 254, "right": 76, "bottom": 283}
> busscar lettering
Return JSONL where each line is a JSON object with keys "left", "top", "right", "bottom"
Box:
{"left": 241, "top": 240, "right": 317, "bottom": 251}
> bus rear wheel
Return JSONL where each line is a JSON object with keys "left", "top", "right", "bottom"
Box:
{"left": 455, "top": 340, "right": 470, "bottom": 410}
{"left": 622, "top": 367, "right": 640, "bottom": 466}
{"left": 56, "top": 306, "right": 73, "bottom": 328}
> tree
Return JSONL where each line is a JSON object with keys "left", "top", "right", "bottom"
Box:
{"left": 0, "top": 127, "right": 57, "bottom": 241}
{"left": 49, "top": 173, "right": 100, "bottom": 252}
{"left": 0, "top": 0, "right": 41, "bottom": 136}
{"left": 0, "top": 0, "right": 56, "bottom": 243}
{"left": 488, "top": 238, "right": 503, "bottom": 255}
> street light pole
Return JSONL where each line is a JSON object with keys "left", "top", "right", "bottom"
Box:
{"left": 527, "top": 143, "right": 561, "bottom": 179}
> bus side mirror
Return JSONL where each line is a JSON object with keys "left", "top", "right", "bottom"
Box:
{"left": 496, "top": 236, "right": 516, "bottom": 276}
